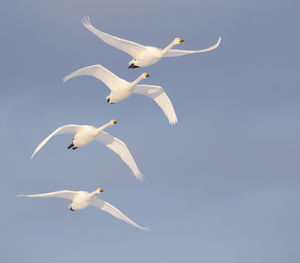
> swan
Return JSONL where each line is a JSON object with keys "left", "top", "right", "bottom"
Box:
{"left": 18, "top": 188, "right": 148, "bottom": 231}
{"left": 63, "top": 64, "right": 177, "bottom": 124}
{"left": 81, "top": 17, "right": 221, "bottom": 68}
{"left": 31, "top": 120, "right": 143, "bottom": 180}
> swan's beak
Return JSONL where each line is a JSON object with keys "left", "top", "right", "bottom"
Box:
{"left": 144, "top": 73, "right": 150, "bottom": 78}
{"left": 112, "top": 120, "right": 117, "bottom": 124}
{"left": 179, "top": 39, "right": 184, "bottom": 43}
{"left": 107, "top": 98, "right": 110, "bottom": 103}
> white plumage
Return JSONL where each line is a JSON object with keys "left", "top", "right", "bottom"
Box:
{"left": 31, "top": 120, "right": 143, "bottom": 180}
{"left": 63, "top": 64, "right": 177, "bottom": 124}
{"left": 81, "top": 16, "right": 221, "bottom": 68}
{"left": 19, "top": 188, "right": 148, "bottom": 231}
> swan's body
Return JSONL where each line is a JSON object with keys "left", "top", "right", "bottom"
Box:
{"left": 63, "top": 64, "right": 177, "bottom": 124}
{"left": 31, "top": 120, "right": 143, "bottom": 180}
{"left": 130, "top": 46, "right": 172, "bottom": 68}
{"left": 81, "top": 17, "right": 221, "bottom": 68}
{"left": 18, "top": 188, "right": 148, "bottom": 231}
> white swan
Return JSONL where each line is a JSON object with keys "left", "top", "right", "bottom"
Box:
{"left": 63, "top": 64, "right": 177, "bottom": 124}
{"left": 31, "top": 120, "right": 143, "bottom": 180}
{"left": 18, "top": 188, "right": 148, "bottom": 231}
{"left": 81, "top": 17, "right": 221, "bottom": 68}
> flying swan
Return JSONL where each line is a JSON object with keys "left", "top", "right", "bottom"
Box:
{"left": 81, "top": 16, "right": 221, "bottom": 68}
{"left": 31, "top": 120, "right": 143, "bottom": 180}
{"left": 63, "top": 64, "right": 177, "bottom": 124}
{"left": 18, "top": 188, "right": 148, "bottom": 231}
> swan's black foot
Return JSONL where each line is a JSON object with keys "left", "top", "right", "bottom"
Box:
{"left": 128, "top": 64, "right": 140, "bottom": 69}
{"left": 68, "top": 141, "right": 78, "bottom": 150}
{"left": 68, "top": 142, "right": 74, "bottom": 149}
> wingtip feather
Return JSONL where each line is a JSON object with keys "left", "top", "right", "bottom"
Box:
{"left": 81, "top": 16, "right": 91, "bottom": 27}
{"left": 169, "top": 118, "right": 178, "bottom": 125}
{"left": 136, "top": 172, "right": 145, "bottom": 181}
{"left": 141, "top": 226, "right": 150, "bottom": 231}
{"left": 218, "top": 36, "right": 221, "bottom": 44}
{"left": 62, "top": 76, "right": 68, "bottom": 83}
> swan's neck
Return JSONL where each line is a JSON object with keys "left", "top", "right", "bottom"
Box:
{"left": 131, "top": 74, "right": 145, "bottom": 87}
{"left": 95, "top": 122, "right": 112, "bottom": 134}
{"left": 89, "top": 190, "right": 99, "bottom": 198}
{"left": 161, "top": 40, "right": 177, "bottom": 56}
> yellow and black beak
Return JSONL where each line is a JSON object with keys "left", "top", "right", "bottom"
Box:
{"left": 112, "top": 120, "right": 117, "bottom": 124}
{"left": 144, "top": 73, "right": 150, "bottom": 78}
{"left": 179, "top": 38, "right": 184, "bottom": 43}
{"left": 98, "top": 188, "right": 104, "bottom": 192}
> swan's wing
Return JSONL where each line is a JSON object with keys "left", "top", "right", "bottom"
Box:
{"left": 18, "top": 190, "right": 77, "bottom": 200}
{"left": 90, "top": 196, "right": 149, "bottom": 231}
{"left": 31, "top": 125, "right": 82, "bottom": 159}
{"left": 95, "top": 131, "right": 143, "bottom": 181}
{"left": 63, "top": 64, "right": 126, "bottom": 92}
{"left": 164, "top": 36, "right": 221, "bottom": 57}
{"left": 133, "top": 85, "right": 177, "bottom": 125}
{"left": 81, "top": 17, "right": 146, "bottom": 57}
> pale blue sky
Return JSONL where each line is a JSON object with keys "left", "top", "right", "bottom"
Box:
{"left": 1, "top": 0, "right": 300, "bottom": 262}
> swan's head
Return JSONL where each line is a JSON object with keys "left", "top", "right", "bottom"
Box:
{"left": 175, "top": 38, "right": 184, "bottom": 44}
{"left": 109, "top": 120, "right": 117, "bottom": 125}
{"left": 97, "top": 188, "right": 104, "bottom": 193}
{"left": 128, "top": 58, "right": 141, "bottom": 69}
{"left": 143, "top": 73, "right": 150, "bottom": 79}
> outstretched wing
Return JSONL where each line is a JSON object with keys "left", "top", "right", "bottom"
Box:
{"left": 95, "top": 131, "right": 143, "bottom": 181}
{"left": 164, "top": 36, "right": 221, "bottom": 57}
{"left": 133, "top": 85, "right": 177, "bottom": 125}
{"left": 31, "top": 125, "right": 82, "bottom": 159}
{"left": 81, "top": 17, "right": 146, "bottom": 57}
{"left": 90, "top": 196, "right": 148, "bottom": 231}
{"left": 63, "top": 64, "right": 126, "bottom": 92}
{"left": 18, "top": 190, "right": 77, "bottom": 200}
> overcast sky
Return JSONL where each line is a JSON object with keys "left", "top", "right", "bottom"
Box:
{"left": 1, "top": 0, "right": 300, "bottom": 262}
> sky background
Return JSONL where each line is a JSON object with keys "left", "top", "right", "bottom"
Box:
{"left": 1, "top": 0, "right": 300, "bottom": 262}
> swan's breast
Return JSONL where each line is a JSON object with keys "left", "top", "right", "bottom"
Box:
{"left": 71, "top": 192, "right": 90, "bottom": 210}
{"left": 136, "top": 47, "right": 162, "bottom": 66}
{"left": 73, "top": 126, "right": 96, "bottom": 147}
{"left": 109, "top": 90, "right": 131, "bottom": 103}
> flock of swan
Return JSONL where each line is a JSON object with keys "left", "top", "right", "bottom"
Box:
{"left": 19, "top": 17, "right": 221, "bottom": 230}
